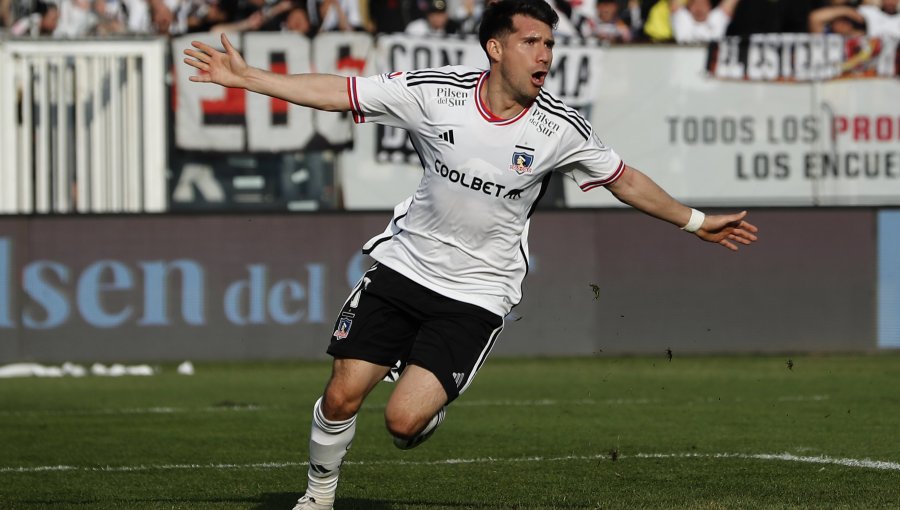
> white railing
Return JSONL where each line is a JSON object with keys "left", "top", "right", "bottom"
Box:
{"left": 0, "top": 37, "right": 167, "bottom": 213}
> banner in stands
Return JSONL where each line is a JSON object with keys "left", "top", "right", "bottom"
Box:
{"left": 707, "top": 34, "right": 900, "bottom": 82}
{"left": 562, "top": 45, "right": 900, "bottom": 208}
{"left": 172, "top": 32, "right": 370, "bottom": 152}
{"left": 170, "top": 35, "right": 899, "bottom": 208}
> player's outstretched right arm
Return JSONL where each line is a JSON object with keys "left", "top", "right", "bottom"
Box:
{"left": 183, "top": 33, "right": 350, "bottom": 112}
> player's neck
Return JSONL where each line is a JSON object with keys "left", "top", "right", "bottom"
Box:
{"left": 481, "top": 71, "right": 529, "bottom": 120}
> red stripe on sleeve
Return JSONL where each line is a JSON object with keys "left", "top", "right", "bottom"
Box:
{"left": 347, "top": 77, "right": 364, "bottom": 123}
{"left": 579, "top": 160, "right": 626, "bottom": 192}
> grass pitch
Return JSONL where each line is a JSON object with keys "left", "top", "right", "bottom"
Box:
{"left": 1, "top": 354, "right": 899, "bottom": 510}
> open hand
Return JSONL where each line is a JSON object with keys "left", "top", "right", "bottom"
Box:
{"left": 183, "top": 33, "right": 248, "bottom": 89}
{"left": 696, "top": 211, "right": 759, "bottom": 251}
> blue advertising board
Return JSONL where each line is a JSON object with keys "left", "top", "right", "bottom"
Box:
{"left": 879, "top": 210, "right": 900, "bottom": 348}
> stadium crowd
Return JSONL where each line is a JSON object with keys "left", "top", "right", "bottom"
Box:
{"left": 0, "top": 0, "right": 898, "bottom": 42}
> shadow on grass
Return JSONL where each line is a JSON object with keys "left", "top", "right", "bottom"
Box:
{"left": 337, "top": 499, "right": 602, "bottom": 510}
{"left": 17, "top": 494, "right": 601, "bottom": 510}
{"left": 253, "top": 494, "right": 603, "bottom": 510}
{"left": 251, "top": 494, "right": 394, "bottom": 510}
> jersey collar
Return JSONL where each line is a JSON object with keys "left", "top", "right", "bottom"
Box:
{"left": 475, "top": 71, "right": 531, "bottom": 126}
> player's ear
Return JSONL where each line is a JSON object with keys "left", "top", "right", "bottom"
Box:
{"left": 487, "top": 37, "right": 502, "bottom": 62}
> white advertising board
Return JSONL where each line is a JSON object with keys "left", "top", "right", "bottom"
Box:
{"left": 564, "top": 44, "right": 900, "bottom": 207}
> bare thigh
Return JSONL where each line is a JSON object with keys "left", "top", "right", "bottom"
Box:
{"left": 320, "top": 358, "right": 391, "bottom": 421}
{"left": 384, "top": 364, "right": 448, "bottom": 438}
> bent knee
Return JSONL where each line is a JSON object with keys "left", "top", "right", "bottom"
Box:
{"left": 322, "top": 386, "right": 364, "bottom": 421}
{"left": 384, "top": 409, "right": 426, "bottom": 439}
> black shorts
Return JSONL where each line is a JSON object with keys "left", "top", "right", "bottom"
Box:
{"left": 327, "top": 263, "right": 504, "bottom": 403}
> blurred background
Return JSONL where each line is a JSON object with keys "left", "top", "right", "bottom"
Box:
{"left": 1, "top": 0, "right": 898, "bottom": 363}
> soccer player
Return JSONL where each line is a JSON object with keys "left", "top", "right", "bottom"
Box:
{"left": 183, "top": 1, "right": 759, "bottom": 508}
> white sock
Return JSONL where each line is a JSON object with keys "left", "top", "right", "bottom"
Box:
{"left": 304, "top": 397, "right": 356, "bottom": 505}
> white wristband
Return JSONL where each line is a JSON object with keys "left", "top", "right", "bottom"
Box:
{"left": 681, "top": 208, "right": 705, "bottom": 233}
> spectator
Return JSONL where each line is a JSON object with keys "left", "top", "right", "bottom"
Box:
{"left": 1, "top": 0, "right": 35, "bottom": 29}
{"left": 858, "top": 0, "right": 899, "bottom": 36}
{"left": 96, "top": 0, "right": 193, "bottom": 35}
{"left": 186, "top": 0, "right": 290, "bottom": 33}
{"left": 92, "top": 0, "right": 128, "bottom": 34}
{"left": 366, "top": 0, "right": 420, "bottom": 33}
{"left": 450, "top": 0, "right": 482, "bottom": 32}
{"left": 1, "top": 0, "right": 12, "bottom": 28}
{"left": 808, "top": 3, "right": 867, "bottom": 35}
{"left": 54, "top": 0, "right": 98, "bottom": 37}
{"left": 809, "top": 0, "right": 899, "bottom": 37}
{"left": 188, "top": 0, "right": 231, "bottom": 31}
{"left": 642, "top": 0, "right": 673, "bottom": 41}
{"left": 547, "top": 0, "right": 579, "bottom": 36}
{"left": 281, "top": 0, "right": 313, "bottom": 34}
{"left": 10, "top": 0, "right": 58, "bottom": 35}
{"left": 453, "top": 0, "right": 581, "bottom": 37}
{"left": 405, "top": 0, "right": 460, "bottom": 34}
{"left": 232, "top": 0, "right": 295, "bottom": 31}
{"left": 579, "top": 0, "right": 635, "bottom": 43}
{"left": 316, "top": 0, "right": 363, "bottom": 31}
{"left": 623, "top": 0, "right": 644, "bottom": 36}
{"left": 456, "top": 0, "right": 498, "bottom": 34}
{"left": 187, "top": 0, "right": 269, "bottom": 33}
{"left": 726, "top": 0, "right": 813, "bottom": 36}
{"left": 670, "top": 0, "right": 737, "bottom": 43}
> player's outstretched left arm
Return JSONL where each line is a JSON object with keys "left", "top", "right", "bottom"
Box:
{"left": 183, "top": 33, "right": 350, "bottom": 112}
{"left": 606, "top": 165, "right": 759, "bottom": 251}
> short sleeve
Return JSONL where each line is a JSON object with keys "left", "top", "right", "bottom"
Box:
{"left": 671, "top": 9, "right": 694, "bottom": 43}
{"left": 347, "top": 72, "right": 425, "bottom": 131}
{"left": 557, "top": 130, "right": 626, "bottom": 192}
{"left": 857, "top": 6, "right": 877, "bottom": 27}
{"left": 707, "top": 8, "right": 731, "bottom": 38}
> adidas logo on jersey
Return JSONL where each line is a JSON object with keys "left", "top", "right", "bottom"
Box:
{"left": 452, "top": 372, "right": 465, "bottom": 387}
{"left": 438, "top": 130, "right": 455, "bottom": 144}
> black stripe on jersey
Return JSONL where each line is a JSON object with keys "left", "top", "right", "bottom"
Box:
{"left": 534, "top": 101, "right": 590, "bottom": 140}
{"left": 510, "top": 242, "right": 530, "bottom": 310}
{"left": 407, "top": 69, "right": 482, "bottom": 80}
{"left": 362, "top": 213, "right": 408, "bottom": 255}
{"left": 526, "top": 173, "right": 553, "bottom": 219}
{"left": 537, "top": 90, "right": 591, "bottom": 135}
{"left": 406, "top": 78, "right": 478, "bottom": 89}
{"left": 409, "top": 132, "right": 428, "bottom": 174}
{"left": 406, "top": 70, "right": 479, "bottom": 86}
{"left": 536, "top": 96, "right": 591, "bottom": 139}
{"left": 534, "top": 98, "right": 591, "bottom": 140}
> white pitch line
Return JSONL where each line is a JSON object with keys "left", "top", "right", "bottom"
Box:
{"left": 0, "top": 405, "right": 263, "bottom": 417}
{"left": 2, "top": 451, "right": 899, "bottom": 474}
{"left": 454, "top": 397, "right": 660, "bottom": 407}
{"left": 776, "top": 395, "right": 830, "bottom": 402}
{"left": 634, "top": 452, "right": 900, "bottom": 471}
{"left": 0, "top": 398, "right": 659, "bottom": 418}
{"left": 0, "top": 395, "right": 834, "bottom": 418}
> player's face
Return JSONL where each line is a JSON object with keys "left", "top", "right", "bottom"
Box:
{"left": 496, "top": 15, "right": 554, "bottom": 103}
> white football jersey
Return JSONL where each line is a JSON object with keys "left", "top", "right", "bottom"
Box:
{"left": 348, "top": 66, "right": 624, "bottom": 316}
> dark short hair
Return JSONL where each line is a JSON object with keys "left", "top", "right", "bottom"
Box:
{"left": 478, "top": 0, "right": 559, "bottom": 54}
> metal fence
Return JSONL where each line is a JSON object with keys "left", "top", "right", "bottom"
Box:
{"left": 0, "top": 37, "right": 167, "bottom": 213}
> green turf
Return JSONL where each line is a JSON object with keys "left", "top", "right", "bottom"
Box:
{"left": 1, "top": 355, "right": 899, "bottom": 509}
